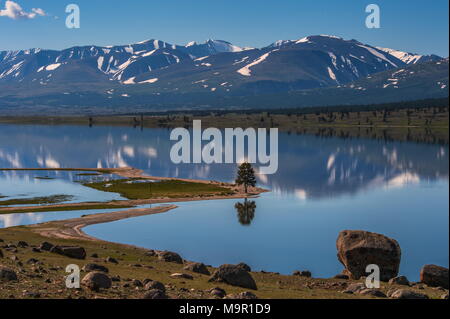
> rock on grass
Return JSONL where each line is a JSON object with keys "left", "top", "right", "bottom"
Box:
{"left": 420, "top": 264, "right": 449, "bottom": 289}
{"left": 390, "top": 289, "right": 429, "bottom": 299}
{"left": 209, "top": 264, "right": 257, "bottom": 290}
{"left": 170, "top": 273, "right": 194, "bottom": 280}
{"left": 82, "top": 263, "right": 109, "bottom": 273}
{"left": 144, "top": 280, "right": 166, "bottom": 292}
{"left": 82, "top": 272, "right": 112, "bottom": 291}
{"left": 51, "top": 246, "right": 86, "bottom": 260}
{"left": 336, "top": 230, "right": 401, "bottom": 281}
{"left": 142, "top": 289, "right": 168, "bottom": 299}
{"left": 183, "top": 262, "right": 210, "bottom": 275}
{"left": 157, "top": 251, "right": 183, "bottom": 264}
{"left": 389, "top": 276, "right": 410, "bottom": 286}
{"left": 225, "top": 292, "right": 258, "bottom": 299}
{"left": 0, "top": 266, "right": 18, "bottom": 282}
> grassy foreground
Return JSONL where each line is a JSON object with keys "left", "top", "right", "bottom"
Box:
{"left": 0, "top": 223, "right": 445, "bottom": 300}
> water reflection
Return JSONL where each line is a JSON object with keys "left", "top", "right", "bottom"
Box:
{"left": 0, "top": 170, "right": 125, "bottom": 204}
{"left": 235, "top": 199, "right": 257, "bottom": 226}
{"left": 0, "top": 124, "right": 447, "bottom": 201}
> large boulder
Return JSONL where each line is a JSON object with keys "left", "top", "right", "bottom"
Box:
{"left": 209, "top": 264, "right": 257, "bottom": 290}
{"left": 81, "top": 272, "right": 112, "bottom": 290}
{"left": 336, "top": 230, "right": 401, "bottom": 281}
{"left": 157, "top": 251, "right": 183, "bottom": 264}
{"left": 0, "top": 266, "right": 17, "bottom": 282}
{"left": 420, "top": 264, "right": 448, "bottom": 289}
{"left": 51, "top": 246, "right": 86, "bottom": 260}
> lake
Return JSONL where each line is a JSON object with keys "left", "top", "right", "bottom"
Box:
{"left": 0, "top": 124, "right": 448, "bottom": 281}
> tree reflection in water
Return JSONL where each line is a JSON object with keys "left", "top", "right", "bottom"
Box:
{"left": 234, "top": 199, "right": 257, "bottom": 226}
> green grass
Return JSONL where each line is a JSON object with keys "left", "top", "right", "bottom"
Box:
{"left": 0, "top": 194, "right": 74, "bottom": 206}
{"left": 83, "top": 179, "right": 234, "bottom": 200}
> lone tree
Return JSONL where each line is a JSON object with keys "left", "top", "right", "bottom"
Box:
{"left": 235, "top": 162, "right": 256, "bottom": 193}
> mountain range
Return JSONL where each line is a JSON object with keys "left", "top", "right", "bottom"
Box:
{"left": 0, "top": 35, "right": 447, "bottom": 113}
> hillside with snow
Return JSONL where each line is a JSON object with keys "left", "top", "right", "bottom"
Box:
{"left": 0, "top": 35, "right": 446, "bottom": 112}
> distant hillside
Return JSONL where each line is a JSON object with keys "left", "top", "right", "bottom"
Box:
{"left": 0, "top": 35, "right": 447, "bottom": 114}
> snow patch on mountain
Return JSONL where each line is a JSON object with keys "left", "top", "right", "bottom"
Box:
{"left": 139, "top": 78, "right": 158, "bottom": 84}
{"left": 356, "top": 45, "right": 398, "bottom": 67}
{"left": 237, "top": 50, "right": 277, "bottom": 76}
{"left": 376, "top": 47, "right": 425, "bottom": 64}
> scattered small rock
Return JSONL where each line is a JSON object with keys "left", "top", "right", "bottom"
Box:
{"left": 90, "top": 253, "right": 99, "bottom": 258}
{"left": 389, "top": 276, "right": 410, "bottom": 286}
{"left": 26, "top": 258, "right": 40, "bottom": 265}
{"left": 145, "top": 250, "right": 158, "bottom": 257}
{"left": 144, "top": 280, "right": 166, "bottom": 292}
{"left": 82, "top": 263, "right": 109, "bottom": 273}
{"left": 359, "top": 289, "right": 387, "bottom": 298}
{"left": 51, "top": 246, "right": 86, "bottom": 260}
{"left": 333, "top": 273, "right": 349, "bottom": 280}
{"left": 142, "top": 289, "right": 168, "bottom": 299}
{"left": 293, "top": 270, "right": 312, "bottom": 278}
{"left": 342, "top": 283, "right": 366, "bottom": 294}
{"left": 0, "top": 266, "right": 18, "bottom": 282}
{"left": 105, "top": 256, "right": 118, "bottom": 264}
{"left": 132, "top": 279, "right": 143, "bottom": 287}
{"left": 39, "top": 242, "right": 54, "bottom": 252}
{"left": 225, "top": 292, "right": 258, "bottom": 299}
{"left": 209, "top": 287, "right": 226, "bottom": 298}
{"left": 183, "top": 262, "right": 210, "bottom": 275}
{"left": 17, "top": 241, "right": 28, "bottom": 248}
{"left": 390, "top": 289, "right": 429, "bottom": 299}
{"left": 23, "top": 292, "right": 41, "bottom": 298}
{"left": 170, "top": 273, "right": 194, "bottom": 280}
{"left": 111, "top": 276, "right": 121, "bottom": 282}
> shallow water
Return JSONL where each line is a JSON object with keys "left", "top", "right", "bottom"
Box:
{"left": 0, "top": 124, "right": 448, "bottom": 280}
{"left": 0, "top": 170, "right": 125, "bottom": 205}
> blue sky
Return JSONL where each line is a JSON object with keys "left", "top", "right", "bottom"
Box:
{"left": 1, "top": 0, "right": 448, "bottom": 56}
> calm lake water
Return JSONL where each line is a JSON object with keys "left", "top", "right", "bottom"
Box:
{"left": 0, "top": 124, "right": 448, "bottom": 280}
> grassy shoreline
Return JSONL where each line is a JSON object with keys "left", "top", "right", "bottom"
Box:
{"left": 1, "top": 106, "right": 447, "bottom": 145}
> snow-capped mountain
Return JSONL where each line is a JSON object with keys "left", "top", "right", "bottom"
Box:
{"left": 0, "top": 35, "right": 446, "bottom": 111}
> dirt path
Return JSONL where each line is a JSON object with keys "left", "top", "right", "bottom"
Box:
{"left": 29, "top": 205, "right": 178, "bottom": 241}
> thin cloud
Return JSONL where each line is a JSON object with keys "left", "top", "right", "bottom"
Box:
{"left": 0, "top": 0, "right": 46, "bottom": 19}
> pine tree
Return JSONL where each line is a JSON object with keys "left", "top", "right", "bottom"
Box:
{"left": 235, "top": 162, "right": 256, "bottom": 194}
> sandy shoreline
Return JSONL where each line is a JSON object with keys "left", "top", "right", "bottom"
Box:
{"left": 29, "top": 205, "right": 178, "bottom": 241}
